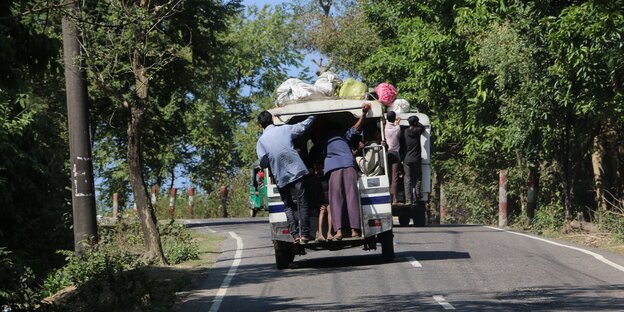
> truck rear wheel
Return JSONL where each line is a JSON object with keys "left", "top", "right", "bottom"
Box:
{"left": 398, "top": 213, "right": 410, "bottom": 226}
{"left": 379, "top": 230, "right": 394, "bottom": 262}
{"left": 274, "top": 241, "right": 292, "bottom": 270}
{"left": 412, "top": 202, "right": 426, "bottom": 227}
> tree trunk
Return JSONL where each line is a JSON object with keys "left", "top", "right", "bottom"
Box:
{"left": 526, "top": 165, "right": 539, "bottom": 223}
{"left": 127, "top": 42, "right": 168, "bottom": 264}
{"left": 127, "top": 104, "right": 168, "bottom": 265}
{"left": 562, "top": 112, "right": 574, "bottom": 220}
{"left": 591, "top": 132, "right": 607, "bottom": 219}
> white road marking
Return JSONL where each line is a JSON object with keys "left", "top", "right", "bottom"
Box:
{"left": 208, "top": 228, "right": 217, "bottom": 233}
{"left": 407, "top": 256, "right": 423, "bottom": 268}
{"left": 433, "top": 295, "right": 455, "bottom": 310}
{"left": 209, "top": 232, "right": 243, "bottom": 312}
{"left": 485, "top": 226, "right": 624, "bottom": 273}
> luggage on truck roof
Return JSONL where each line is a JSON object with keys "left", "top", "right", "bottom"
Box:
{"left": 269, "top": 99, "right": 385, "bottom": 125}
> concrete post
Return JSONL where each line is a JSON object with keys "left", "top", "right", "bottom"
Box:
{"left": 112, "top": 193, "right": 119, "bottom": 219}
{"left": 168, "top": 187, "right": 177, "bottom": 219}
{"left": 63, "top": 0, "right": 97, "bottom": 251}
{"left": 439, "top": 182, "right": 447, "bottom": 224}
{"left": 151, "top": 184, "right": 159, "bottom": 205}
{"left": 499, "top": 169, "right": 508, "bottom": 227}
{"left": 188, "top": 187, "right": 195, "bottom": 217}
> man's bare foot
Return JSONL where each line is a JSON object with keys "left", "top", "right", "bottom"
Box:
{"left": 351, "top": 229, "right": 360, "bottom": 238}
{"left": 333, "top": 230, "right": 343, "bottom": 241}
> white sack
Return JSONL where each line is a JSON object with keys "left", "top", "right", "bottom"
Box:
{"left": 392, "top": 99, "right": 410, "bottom": 113}
{"left": 276, "top": 78, "right": 326, "bottom": 106}
{"left": 314, "top": 71, "right": 343, "bottom": 96}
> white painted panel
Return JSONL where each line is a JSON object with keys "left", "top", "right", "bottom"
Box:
{"left": 362, "top": 203, "right": 392, "bottom": 215}
{"left": 269, "top": 212, "right": 287, "bottom": 223}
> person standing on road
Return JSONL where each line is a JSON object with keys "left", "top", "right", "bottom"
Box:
{"left": 384, "top": 111, "right": 401, "bottom": 204}
{"left": 402, "top": 115, "right": 425, "bottom": 204}
{"left": 323, "top": 103, "right": 371, "bottom": 240}
{"left": 256, "top": 111, "right": 317, "bottom": 243}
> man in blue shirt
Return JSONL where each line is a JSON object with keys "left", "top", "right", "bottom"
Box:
{"left": 256, "top": 111, "right": 317, "bottom": 243}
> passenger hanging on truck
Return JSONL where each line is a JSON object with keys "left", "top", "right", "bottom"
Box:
{"left": 402, "top": 115, "right": 426, "bottom": 204}
{"left": 256, "top": 111, "right": 317, "bottom": 243}
{"left": 322, "top": 103, "right": 371, "bottom": 240}
{"left": 384, "top": 111, "right": 401, "bottom": 204}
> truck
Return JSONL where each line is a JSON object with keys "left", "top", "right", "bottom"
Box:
{"left": 264, "top": 99, "right": 395, "bottom": 269}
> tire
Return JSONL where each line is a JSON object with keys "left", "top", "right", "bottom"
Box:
{"left": 412, "top": 202, "right": 426, "bottom": 227}
{"left": 398, "top": 212, "right": 410, "bottom": 226}
{"left": 274, "top": 241, "right": 292, "bottom": 270}
{"left": 379, "top": 230, "right": 394, "bottom": 262}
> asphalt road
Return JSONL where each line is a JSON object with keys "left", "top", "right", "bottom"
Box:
{"left": 177, "top": 218, "right": 624, "bottom": 311}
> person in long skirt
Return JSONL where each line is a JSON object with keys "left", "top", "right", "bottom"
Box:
{"left": 322, "top": 103, "right": 371, "bottom": 240}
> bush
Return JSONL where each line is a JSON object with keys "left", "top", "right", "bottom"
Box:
{"left": 598, "top": 203, "right": 624, "bottom": 242}
{"left": 441, "top": 163, "right": 498, "bottom": 225}
{"left": 532, "top": 203, "right": 565, "bottom": 234}
{"left": 0, "top": 247, "right": 39, "bottom": 310}
{"left": 160, "top": 222, "right": 199, "bottom": 264}
{"left": 153, "top": 171, "right": 257, "bottom": 219}
{"left": 41, "top": 219, "right": 199, "bottom": 311}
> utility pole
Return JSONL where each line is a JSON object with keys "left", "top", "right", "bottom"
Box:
{"left": 62, "top": 1, "right": 97, "bottom": 251}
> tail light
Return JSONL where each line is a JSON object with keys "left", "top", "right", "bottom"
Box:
{"left": 368, "top": 219, "right": 382, "bottom": 227}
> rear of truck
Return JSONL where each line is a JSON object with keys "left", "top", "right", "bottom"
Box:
{"left": 263, "top": 99, "right": 394, "bottom": 269}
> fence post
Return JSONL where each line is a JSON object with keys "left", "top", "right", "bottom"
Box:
{"left": 499, "top": 169, "right": 508, "bottom": 227}
{"left": 112, "top": 193, "right": 119, "bottom": 219}
{"left": 188, "top": 187, "right": 195, "bottom": 217}
{"left": 151, "top": 184, "right": 159, "bottom": 206}
{"left": 527, "top": 168, "right": 538, "bottom": 222}
{"left": 168, "top": 187, "right": 177, "bottom": 219}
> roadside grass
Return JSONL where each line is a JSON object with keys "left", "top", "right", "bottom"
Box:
{"left": 43, "top": 223, "right": 224, "bottom": 312}
{"left": 508, "top": 222, "right": 624, "bottom": 256}
{"left": 539, "top": 229, "right": 624, "bottom": 256}
{"left": 140, "top": 230, "right": 224, "bottom": 311}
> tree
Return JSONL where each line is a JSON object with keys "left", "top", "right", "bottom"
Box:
{"left": 1, "top": 0, "right": 73, "bottom": 274}
{"left": 74, "top": 0, "right": 242, "bottom": 263}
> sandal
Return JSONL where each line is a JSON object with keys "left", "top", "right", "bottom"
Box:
{"left": 295, "top": 236, "right": 312, "bottom": 244}
{"left": 332, "top": 234, "right": 343, "bottom": 241}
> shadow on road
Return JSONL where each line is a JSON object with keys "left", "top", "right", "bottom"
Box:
{"left": 180, "top": 284, "right": 624, "bottom": 311}
{"left": 395, "top": 250, "right": 471, "bottom": 261}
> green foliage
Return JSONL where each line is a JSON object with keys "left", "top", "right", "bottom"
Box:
{"left": 151, "top": 170, "right": 257, "bottom": 220}
{"left": 598, "top": 198, "right": 624, "bottom": 242}
{"left": 1, "top": 0, "right": 73, "bottom": 279}
{"left": 41, "top": 220, "right": 199, "bottom": 310}
{"left": 532, "top": 203, "right": 566, "bottom": 234}
{"left": 0, "top": 247, "right": 39, "bottom": 310}
{"left": 160, "top": 222, "right": 199, "bottom": 264}
{"left": 42, "top": 225, "right": 149, "bottom": 297}
{"left": 441, "top": 162, "right": 498, "bottom": 225}
{"left": 291, "top": 0, "right": 624, "bottom": 230}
